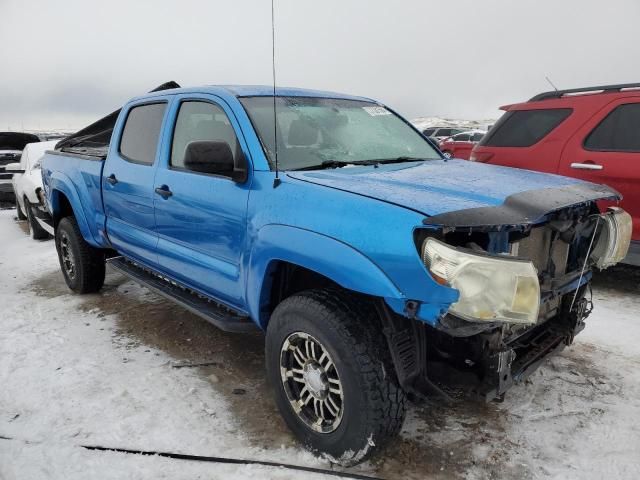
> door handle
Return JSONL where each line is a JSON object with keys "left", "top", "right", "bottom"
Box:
{"left": 570, "top": 162, "right": 603, "bottom": 171}
{"left": 155, "top": 185, "right": 173, "bottom": 198}
{"left": 106, "top": 174, "right": 118, "bottom": 185}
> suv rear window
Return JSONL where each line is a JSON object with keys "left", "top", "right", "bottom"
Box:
{"left": 584, "top": 103, "right": 640, "bottom": 152}
{"left": 480, "top": 108, "right": 572, "bottom": 147}
{"left": 119, "top": 103, "right": 167, "bottom": 164}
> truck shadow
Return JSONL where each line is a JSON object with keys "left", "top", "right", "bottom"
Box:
{"left": 29, "top": 267, "right": 620, "bottom": 480}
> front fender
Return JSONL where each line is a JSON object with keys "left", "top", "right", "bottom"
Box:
{"left": 246, "top": 224, "right": 404, "bottom": 327}
{"left": 48, "top": 172, "right": 99, "bottom": 246}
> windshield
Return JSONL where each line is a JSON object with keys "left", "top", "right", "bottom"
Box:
{"left": 240, "top": 96, "right": 441, "bottom": 170}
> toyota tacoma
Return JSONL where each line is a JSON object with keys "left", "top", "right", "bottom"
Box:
{"left": 41, "top": 83, "right": 631, "bottom": 464}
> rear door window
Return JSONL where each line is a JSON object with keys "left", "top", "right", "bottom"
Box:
{"left": 422, "top": 128, "right": 436, "bottom": 136}
{"left": 480, "top": 108, "right": 572, "bottom": 147}
{"left": 119, "top": 103, "right": 167, "bottom": 165}
{"left": 436, "top": 128, "right": 452, "bottom": 137}
{"left": 454, "top": 133, "right": 470, "bottom": 141}
{"left": 584, "top": 103, "right": 640, "bottom": 152}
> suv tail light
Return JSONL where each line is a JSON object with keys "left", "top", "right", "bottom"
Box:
{"left": 469, "top": 150, "right": 494, "bottom": 163}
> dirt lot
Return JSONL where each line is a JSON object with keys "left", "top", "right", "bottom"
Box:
{"left": 1, "top": 208, "right": 639, "bottom": 479}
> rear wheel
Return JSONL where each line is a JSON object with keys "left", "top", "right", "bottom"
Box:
{"left": 442, "top": 150, "right": 453, "bottom": 158}
{"left": 25, "top": 200, "right": 49, "bottom": 240}
{"left": 266, "top": 289, "right": 406, "bottom": 465}
{"left": 55, "top": 216, "right": 105, "bottom": 293}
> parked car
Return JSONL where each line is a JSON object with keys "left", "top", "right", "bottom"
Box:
{"left": 421, "top": 126, "right": 466, "bottom": 142}
{"left": 470, "top": 83, "right": 640, "bottom": 265}
{"left": 0, "top": 132, "right": 40, "bottom": 201}
{"left": 41, "top": 84, "right": 631, "bottom": 464}
{"left": 7, "top": 140, "right": 57, "bottom": 239}
{"left": 439, "top": 130, "right": 486, "bottom": 159}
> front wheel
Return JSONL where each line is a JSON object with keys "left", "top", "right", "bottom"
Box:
{"left": 266, "top": 289, "right": 406, "bottom": 465}
{"left": 55, "top": 216, "right": 105, "bottom": 293}
{"left": 25, "top": 200, "right": 50, "bottom": 240}
{"left": 16, "top": 198, "right": 27, "bottom": 220}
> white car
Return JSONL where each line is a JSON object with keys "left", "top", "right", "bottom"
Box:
{"left": 8, "top": 140, "right": 57, "bottom": 239}
{"left": 0, "top": 132, "right": 40, "bottom": 201}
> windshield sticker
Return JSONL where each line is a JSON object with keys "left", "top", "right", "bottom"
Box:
{"left": 363, "top": 106, "right": 391, "bottom": 116}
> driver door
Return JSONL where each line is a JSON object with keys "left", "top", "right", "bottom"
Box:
{"left": 153, "top": 95, "right": 252, "bottom": 310}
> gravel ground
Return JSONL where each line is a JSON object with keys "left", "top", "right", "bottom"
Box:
{"left": 1, "top": 207, "right": 639, "bottom": 479}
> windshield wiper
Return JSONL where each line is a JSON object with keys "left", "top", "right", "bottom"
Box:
{"left": 294, "top": 159, "right": 380, "bottom": 171}
{"left": 370, "top": 156, "right": 430, "bottom": 164}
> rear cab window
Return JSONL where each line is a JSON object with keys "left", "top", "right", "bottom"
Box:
{"left": 480, "top": 108, "right": 572, "bottom": 147}
{"left": 584, "top": 103, "right": 640, "bottom": 152}
{"left": 119, "top": 103, "right": 167, "bottom": 165}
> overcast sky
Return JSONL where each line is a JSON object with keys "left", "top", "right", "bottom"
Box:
{"left": 1, "top": 0, "right": 639, "bottom": 130}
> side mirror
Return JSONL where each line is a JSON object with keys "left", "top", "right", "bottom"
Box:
{"left": 4, "top": 162, "right": 25, "bottom": 174}
{"left": 183, "top": 141, "right": 247, "bottom": 182}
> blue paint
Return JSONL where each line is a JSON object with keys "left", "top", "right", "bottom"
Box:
{"left": 41, "top": 85, "right": 602, "bottom": 329}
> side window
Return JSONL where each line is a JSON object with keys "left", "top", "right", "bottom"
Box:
{"left": 423, "top": 128, "right": 436, "bottom": 136}
{"left": 455, "top": 133, "right": 470, "bottom": 141}
{"left": 119, "top": 103, "right": 167, "bottom": 165}
{"left": 471, "top": 133, "right": 485, "bottom": 142}
{"left": 171, "top": 101, "right": 240, "bottom": 173}
{"left": 584, "top": 103, "right": 640, "bottom": 152}
{"left": 437, "top": 128, "right": 452, "bottom": 137}
{"left": 480, "top": 108, "right": 572, "bottom": 147}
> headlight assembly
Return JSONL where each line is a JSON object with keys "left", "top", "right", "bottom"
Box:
{"left": 422, "top": 238, "right": 540, "bottom": 324}
{"left": 590, "top": 207, "right": 632, "bottom": 269}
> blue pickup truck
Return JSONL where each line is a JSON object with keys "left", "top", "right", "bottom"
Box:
{"left": 41, "top": 82, "right": 631, "bottom": 464}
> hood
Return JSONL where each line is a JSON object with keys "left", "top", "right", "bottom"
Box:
{"left": 0, "top": 132, "right": 40, "bottom": 151}
{"left": 287, "top": 160, "right": 620, "bottom": 224}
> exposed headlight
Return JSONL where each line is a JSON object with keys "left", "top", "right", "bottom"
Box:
{"left": 422, "top": 238, "right": 540, "bottom": 324}
{"left": 590, "top": 207, "right": 632, "bottom": 269}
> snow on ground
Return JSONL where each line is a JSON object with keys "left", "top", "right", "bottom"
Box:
{"left": 1, "top": 208, "right": 639, "bottom": 479}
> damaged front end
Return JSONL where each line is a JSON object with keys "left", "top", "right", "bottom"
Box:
{"left": 382, "top": 185, "right": 631, "bottom": 402}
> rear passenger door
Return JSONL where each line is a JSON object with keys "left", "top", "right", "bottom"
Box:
{"left": 153, "top": 96, "right": 252, "bottom": 310}
{"left": 559, "top": 99, "right": 640, "bottom": 240}
{"left": 103, "top": 101, "right": 168, "bottom": 268}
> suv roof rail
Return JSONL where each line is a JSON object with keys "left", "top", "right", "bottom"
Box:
{"left": 529, "top": 82, "right": 640, "bottom": 101}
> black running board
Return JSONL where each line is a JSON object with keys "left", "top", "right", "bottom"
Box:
{"left": 107, "top": 257, "right": 259, "bottom": 333}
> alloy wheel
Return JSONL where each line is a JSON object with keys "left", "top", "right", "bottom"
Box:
{"left": 280, "top": 331, "right": 344, "bottom": 433}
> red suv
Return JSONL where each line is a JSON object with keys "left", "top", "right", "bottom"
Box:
{"left": 471, "top": 83, "right": 640, "bottom": 265}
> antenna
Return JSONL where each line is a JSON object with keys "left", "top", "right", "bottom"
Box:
{"left": 545, "top": 76, "right": 559, "bottom": 92}
{"left": 271, "top": 0, "right": 281, "bottom": 188}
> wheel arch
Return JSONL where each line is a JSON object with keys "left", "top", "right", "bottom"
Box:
{"left": 48, "top": 181, "right": 95, "bottom": 246}
{"left": 246, "top": 224, "right": 404, "bottom": 328}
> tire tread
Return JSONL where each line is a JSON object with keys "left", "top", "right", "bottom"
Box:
{"left": 56, "top": 216, "right": 105, "bottom": 293}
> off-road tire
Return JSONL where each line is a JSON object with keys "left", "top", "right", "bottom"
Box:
{"left": 26, "top": 200, "right": 49, "bottom": 240}
{"left": 266, "top": 288, "right": 406, "bottom": 465}
{"left": 55, "top": 216, "right": 105, "bottom": 293}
